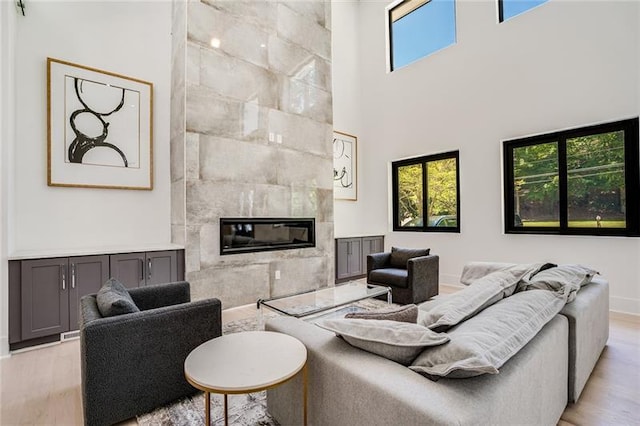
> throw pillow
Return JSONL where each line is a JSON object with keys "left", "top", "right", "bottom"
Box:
{"left": 316, "top": 318, "right": 449, "bottom": 365}
{"left": 459, "top": 261, "right": 517, "bottom": 286}
{"left": 410, "top": 289, "right": 565, "bottom": 379}
{"left": 96, "top": 278, "right": 140, "bottom": 317}
{"left": 420, "top": 263, "right": 544, "bottom": 331}
{"left": 389, "top": 247, "right": 430, "bottom": 269}
{"left": 344, "top": 304, "right": 418, "bottom": 323}
{"left": 521, "top": 264, "right": 599, "bottom": 303}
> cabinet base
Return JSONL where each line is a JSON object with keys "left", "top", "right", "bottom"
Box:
{"left": 10, "top": 334, "right": 60, "bottom": 352}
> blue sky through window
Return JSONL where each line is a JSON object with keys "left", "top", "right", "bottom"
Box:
{"left": 391, "top": 0, "right": 456, "bottom": 70}
{"left": 500, "top": 0, "right": 549, "bottom": 22}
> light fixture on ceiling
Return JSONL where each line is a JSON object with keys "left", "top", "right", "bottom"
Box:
{"left": 210, "top": 38, "right": 221, "bottom": 49}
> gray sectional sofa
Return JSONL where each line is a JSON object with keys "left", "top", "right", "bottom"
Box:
{"left": 265, "top": 277, "right": 609, "bottom": 425}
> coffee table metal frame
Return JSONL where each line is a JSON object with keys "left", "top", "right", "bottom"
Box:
{"left": 257, "top": 281, "right": 392, "bottom": 327}
{"left": 184, "top": 331, "right": 307, "bottom": 426}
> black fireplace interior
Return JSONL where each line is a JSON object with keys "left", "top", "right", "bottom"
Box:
{"left": 220, "top": 218, "right": 315, "bottom": 255}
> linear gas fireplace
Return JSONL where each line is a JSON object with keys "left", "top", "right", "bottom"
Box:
{"left": 220, "top": 218, "right": 316, "bottom": 255}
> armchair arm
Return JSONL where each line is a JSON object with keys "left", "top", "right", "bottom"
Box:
{"left": 80, "top": 296, "right": 221, "bottom": 426}
{"left": 407, "top": 254, "right": 439, "bottom": 300}
{"left": 367, "top": 252, "right": 391, "bottom": 274}
{"left": 128, "top": 281, "right": 190, "bottom": 311}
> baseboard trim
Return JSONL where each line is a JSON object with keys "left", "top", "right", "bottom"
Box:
{"left": 0, "top": 335, "right": 9, "bottom": 359}
{"left": 610, "top": 296, "right": 640, "bottom": 317}
{"left": 610, "top": 310, "right": 640, "bottom": 324}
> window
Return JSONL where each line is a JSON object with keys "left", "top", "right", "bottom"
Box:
{"left": 503, "top": 118, "right": 640, "bottom": 237}
{"left": 498, "top": 0, "right": 548, "bottom": 23}
{"left": 386, "top": 0, "right": 456, "bottom": 72}
{"left": 393, "top": 151, "right": 460, "bottom": 232}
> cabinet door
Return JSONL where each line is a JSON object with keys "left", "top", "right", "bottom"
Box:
{"left": 336, "top": 239, "right": 351, "bottom": 280}
{"left": 110, "top": 253, "right": 145, "bottom": 288}
{"left": 68, "top": 255, "right": 110, "bottom": 331}
{"left": 145, "top": 250, "right": 178, "bottom": 286}
{"left": 21, "top": 258, "right": 69, "bottom": 340}
{"left": 362, "top": 236, "right": 384, "bottom": 267}
{"left": 347, "top": 238, "right": 363, "bottom": 276}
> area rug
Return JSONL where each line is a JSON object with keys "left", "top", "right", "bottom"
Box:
{"left": 137, "top": 298, "right": 396, "bottom": 425}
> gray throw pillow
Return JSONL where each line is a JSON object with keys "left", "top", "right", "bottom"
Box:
{"left": 345, "top": 304, "right": 418, "bottom": 323}
{"left": 419, "top": 263, "right": 544, "bottom": 331}
{"left": 96, "top": 278, "right": 140, "bottom": 317}
{"left": 410, "top": 289, "right": 565, "bottom": 379}
{"left": 459, "top": 261, "right": 517, "bottom": 286}
{"left": 316, "top": 318, "right": 449, "bottom": 365}
{"left": 389, "top": 247, "right": 430, "bottom": 269}
{"left": 521, "top": 264, "right": 599, "bottom": 303}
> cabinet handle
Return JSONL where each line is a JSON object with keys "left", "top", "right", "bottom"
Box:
{"left": 71, "top": 263, "right": 76, "bottom": 289}
{"left": 139, "top": 258, "right": 144, "bottom": 282}
{"left": 61, "top": 265, "right": 66, "bottom": 291}
{"left": 148, "top": 258, "right": 152, "bottom": 280}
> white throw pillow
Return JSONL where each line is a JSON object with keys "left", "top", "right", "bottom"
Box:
{"left": 316, "top": 318, "right": 449, "bottom": 365}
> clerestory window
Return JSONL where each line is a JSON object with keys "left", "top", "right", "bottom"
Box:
{"left": 386, "top": 0, "right": 456, "bottom": 72}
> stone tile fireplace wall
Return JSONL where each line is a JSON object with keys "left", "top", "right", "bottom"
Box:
{"left": 170, "top": 0, "right": 334, "bottom": 308}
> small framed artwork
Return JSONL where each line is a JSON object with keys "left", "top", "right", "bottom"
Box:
{"left": 47, "top": 57, "right": 153, "bottom": 190}
{"left": 333, "top": 130, "right": 357, "bottom": 200}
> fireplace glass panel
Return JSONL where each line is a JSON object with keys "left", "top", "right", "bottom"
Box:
{"left": 220, "top": 218, "right": 315, "bottom": 255}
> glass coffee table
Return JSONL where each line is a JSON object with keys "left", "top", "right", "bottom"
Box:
{"left": 257, "top": 282, "right": 392, "bottom": 328}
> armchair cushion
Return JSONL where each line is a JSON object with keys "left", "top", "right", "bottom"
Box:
{"left": 390, "top": 247, "right": 430, "bottom": 269}
{"left": 96, "top": 278, "right": 139, "bottom": 317}
{"left": 369, "top": 268, "right": 408, "bottom": 288}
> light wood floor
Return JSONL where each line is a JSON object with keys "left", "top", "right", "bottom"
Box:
{"left": 1, "top": 286, "right": 638, "bottom": 425}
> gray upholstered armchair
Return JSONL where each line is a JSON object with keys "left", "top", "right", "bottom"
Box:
{"left": 367, "top": 247, "right": 439, "bottom": 304}
{"left": 80, "top": 281, "right": 222, "bottom": 426}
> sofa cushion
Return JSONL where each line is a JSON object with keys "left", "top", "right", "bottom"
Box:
{"left": 345, "top": 304, "right": 418, "bottom": 323}
{"left": 316, "top": 318, "right": 449, "bottom": 365}
{"left": 410, "top": 289, "right": 565, "bottom": 379}
{"left": 369, "top": 268, "right": 408, "bottom": 288}
{"left": 96, "top": 278, "right": 140, "bottom": 317}
{"left": 389, "top": 247, "right": 430, "bottom": 269}
{"left": 420, "top": 263, "right": 543, "bottom": 331}
{"left": 521, "top": 264, "right": 599, "bottom": 303}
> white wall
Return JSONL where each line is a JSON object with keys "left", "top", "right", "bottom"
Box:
{"left": 0, "top": 0, "right": 18, "bottom": 357}
{"left": 10, "top": 1, "right": 173, "bottom": 254}
{"left": 332, "top": 0, "right": 373, "bottom": 238}
{"left": 333, "top": 0, "right": 640, "bottom": 314}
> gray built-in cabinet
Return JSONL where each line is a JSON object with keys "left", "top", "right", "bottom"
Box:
{"left": 9, "top": 249, "right": 184, "bottom": 350}
{"left": 335, "top": 236, "right": 384, "bottom": 283}
{"left": 110, "top": 250, "right": 179, "bottom": 288}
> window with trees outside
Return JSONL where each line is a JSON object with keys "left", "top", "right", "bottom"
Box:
{"left": 503, "top": 118, "right": 640, "bottom": 237}
{"left": 393, "top": 151, "right": 460, "bottom": 232}
{"left": 386, "top": 0, "right": 456, "bottom": 72}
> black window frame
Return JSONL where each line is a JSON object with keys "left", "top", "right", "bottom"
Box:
{"left": 503, "top": 118, "right": 640, "bottom": 237}
{"left": 392, "top": 150, "right": 460, "bottom": 233}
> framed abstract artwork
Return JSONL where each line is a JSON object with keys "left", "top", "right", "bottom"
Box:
{"left": 47, "top": 58, "right": 153, "bottom": 190}
{"left": 333, "top": 130, "right": 357, "bottom": 200}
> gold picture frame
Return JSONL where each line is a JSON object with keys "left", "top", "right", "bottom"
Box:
{"left": 47, "top": 57, "right": 153, "bottom": 190}
{"left": 333, "top": 130, "right": 357, "bottom": 200}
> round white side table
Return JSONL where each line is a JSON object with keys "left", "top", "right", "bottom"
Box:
{"left": 184, "top": 331, "right": 308, "bottom": 426}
